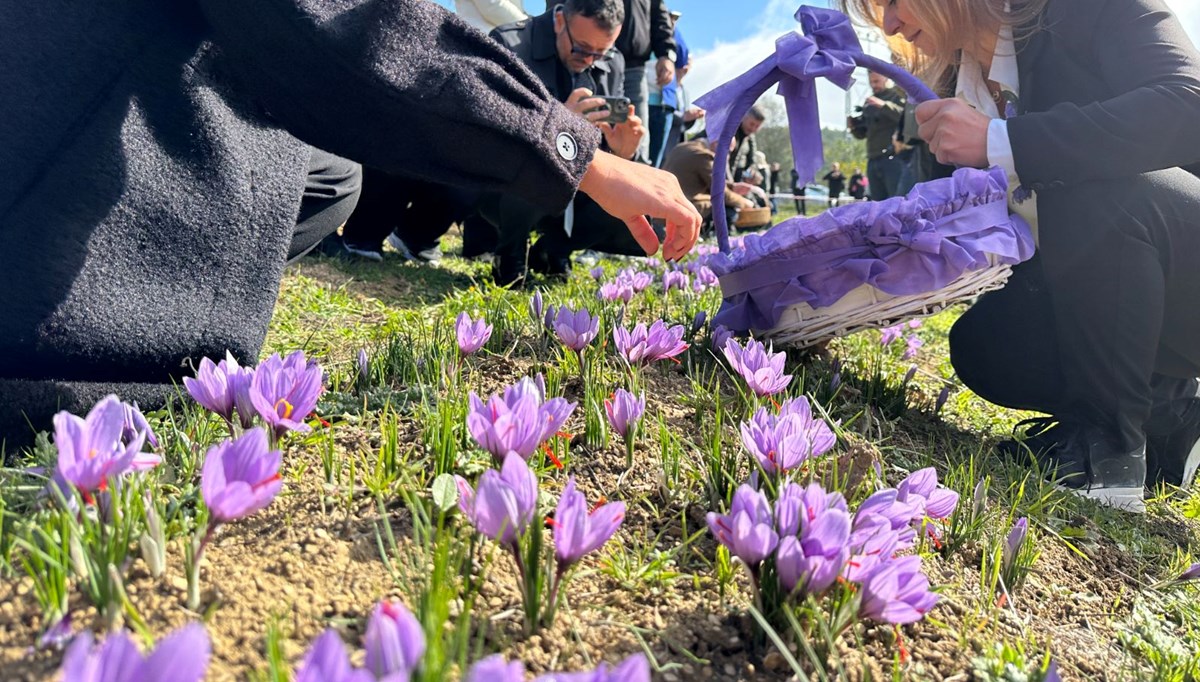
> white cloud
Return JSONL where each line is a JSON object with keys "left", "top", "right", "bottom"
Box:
{"left": 687, "top": 0, "right": 1200, "bottom": 131}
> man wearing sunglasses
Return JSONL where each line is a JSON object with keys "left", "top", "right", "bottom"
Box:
{"left": 480, "top": 0, "right": 651, "bottom": 284}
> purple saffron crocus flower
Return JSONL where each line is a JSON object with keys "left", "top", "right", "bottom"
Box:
{"left": 689, "top": 311, "right": 707, "bottom": 337}
{"left": 740, "top": 408, "right": 812, "bottom": 476}
{"left": 775, "top": 481, "right": 849, "bottom": 537}
{"left": 466, "top": 376, "right": 576, "bottom": 462}
{"left": 706, "top": 484, "right": 779, "bottom": 567}
{"left": 364, "top": 600, "right": 426, "bottom": 680}
{"left": 1043, "top": 659, "right": 1061, "bottom": 682}
{"left": 843, "top": 514, "right": 907, "bottom": 583}
{"left": 599, "top": 281, "right": 635, "bottom": 303}
{"left": 902, "top": 364, "right": 918, "bottom": 385}
{"left": 455, "top": 312, "right": 492, "bottom": 356}
{"left": 1171, "top": 561, "right": 1200, "bottom": 584}
{"left": 776, "top": 506, "right": 852, "bottom": 596}
{"left": 200, "top": 427, "right": 283, "bottom": 524}
{"left": 466, "top": 655, "right": 526, "bottom": 682}
{"left": 54, "top": 395, "right": 144, "bottom": 495}
{"left": 295, "top": 630, "right": 373, "bottom": 682}
{"left": 1002, "top": 517, "right": 1028, "bottom": 573}
{"left": 710, "top": 325, "right": 734, "bottom": 355}
{"left": 184, "top": 353, "right": 243, "bottom": 423}
{"left": 59, "top": 622, "right": 211, "bottom": 682}
{"left": 248, "top": 350, "right": 324, "bottom": 439}
{"left": 880, "top": 324, "right": 904, "bottom": 346}
{"left": 554, "top": 306, "right": 600, "bottom": 352}
{"left": 529, "top": 290, "right": 545, "bottom": 323}
{"left": 896, "top": 467, "right": 960, "bottom": 520}
{"left": 455, "top": 454, "right": 538, "bottom": 545}
{"left": 722, "top": 337, "right": 792, "bottom": 397}
{"left": 935, "top": 384, "right": 952, "bottom": 413}
{"left": 662, "top": 270, "right": 689, "bottom": 292}
{"left": 613, "top": 320, "right": 689, "bottom": 366}
{"left": 552, "top": 477, "right": 626, "bottom": 567}
{"left": 852, "top": 490, "right": 918, "bottom": 550}
{"left": 121, "top": 401, "right": 159, "bottom": 451}
{"left": 533, "top": 654, "right": 651, "bottom": 682}
{"left": 903, "top": 334, "right": 924, "bottom": 360}
{"left": 604, "top": 389, "right": 645, "bottom": 440}
{"left": 776, "top": 398, "right": 837, "bottom": 457}
{"left": 858, "top": 555, "right": 940, "bottom": 624}
{"left": 590, "top": 266, "right": 605, "bottom": 280}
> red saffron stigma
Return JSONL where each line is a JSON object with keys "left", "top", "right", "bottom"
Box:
{"left": 895, "top": 627, "right": 910, "bottom": 664}
{"left": 996, "top": 593, "right": 1008, "bottom": 608}
{"left": 770, "top": 397, "right": 781, "bottom": 411}
{"left": 541, "top": 443, "right": 564, "bottom": 469}
{"left": 590, "top": 496, "right": 607, "bottom": 513}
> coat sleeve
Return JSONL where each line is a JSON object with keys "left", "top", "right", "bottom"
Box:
{"left": 649, "top": 0, "right": 677, "bottom": 59}
{"left": 196, "top": 0, "right": 599, "bottom": 211}
{"left": 1008, "top": 0, "right": 1200, "bottom": 186}
{"left": 471, "top": 0, "right": 528, "bottom": 27}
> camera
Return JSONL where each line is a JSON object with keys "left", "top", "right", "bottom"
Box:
{"left": 590, "top": 95, "right": 630, "bottom": 125}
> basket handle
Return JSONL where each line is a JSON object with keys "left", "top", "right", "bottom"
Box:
{"left": 693, "top": 5, "right": 938, "bottom": 253}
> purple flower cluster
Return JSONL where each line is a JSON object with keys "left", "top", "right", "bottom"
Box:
{"left": 297, "top": 600, "right": 425, "bottom": 682}
{"left": 455, "top": 454, "right": 538, "bottom": 545}
{"left": 612, "top": 320, "right": 689, "bottom": 366}
{"left": 467, "top": 653, "right": 649, "bottom": 682}
{"left": 185, "top": 350, "right": 324, "bottom": 440}
{"left": 722, "top": 337, "right": 793, "bottom": 397}
{"left": 879, "top": 320, "right": 924, "bottom": 360}
{"left": 708, "top": 472, "right": 955, "bottom": 624}
{"left": 598, "top": 269, "right": 654, "bottom": 302}
{"left": 739, "top": 397, "right": 836, "bottom": 476}
{"left": 662, "top": 270, "right": 689, "bottom": 292}
{"left": 60, "top": 623, "right": 211, "bottom": 682}
{"left": 466, "top": 375, "right": 576, "bottom": 462}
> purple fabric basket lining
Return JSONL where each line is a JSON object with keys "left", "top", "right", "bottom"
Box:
{"left": 693, "top": 5, "right": 1034, "bottom": 333}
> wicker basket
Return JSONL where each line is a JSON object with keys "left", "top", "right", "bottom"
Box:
{"left": 697, "top": 6, "right": 1034, "bottom": 349}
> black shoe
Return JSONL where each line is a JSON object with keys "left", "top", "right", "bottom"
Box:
{"left": 1041, "top": 423, "right": 1146, "bottom": 513}
{"left": 527, "top": 245, "right": 570, "bottom": 282}
{"left": 1146, "top": 397, "right": 1200, "bottom": 489}
{"left": 492, "top": 253, "right": 527, "bottom": 288}
{"left": 997, "top": 416, "right": 1071, "bottom": 463}
{"left": 386, "top": 233, "right": 442, "bottom": 264}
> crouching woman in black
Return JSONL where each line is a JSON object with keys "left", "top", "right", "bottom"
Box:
{"left": 844, "top": 0, "right": 1200, "bottom": 511}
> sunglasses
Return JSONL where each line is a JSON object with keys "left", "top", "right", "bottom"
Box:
{"left": 555, "top": 5, "right": 611, "bottom": 62}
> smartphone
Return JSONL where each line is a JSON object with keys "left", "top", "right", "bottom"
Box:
{"left": 593, "top": 95, "right": 631, "bottom": 124}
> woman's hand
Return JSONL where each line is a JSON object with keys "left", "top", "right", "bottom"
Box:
{"left": 579, "top": 151, "right": 701, "bottom": 261}
{"left": 915, "top": 99, "right": 991, "bottom": 168}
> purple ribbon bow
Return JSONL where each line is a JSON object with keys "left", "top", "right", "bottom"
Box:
{"left": 696, "top": 6, "right": 938, "bottom": 253}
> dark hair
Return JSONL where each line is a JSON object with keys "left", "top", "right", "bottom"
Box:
{"left": 746, "top": 105, "right": 767, "bottom": 121}
{"left": 562, "top": 0, "right": 625, "bottom": 32}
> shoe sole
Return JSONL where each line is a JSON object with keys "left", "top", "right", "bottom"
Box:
{"left": 1055, "top": 484, "right": 1146, "bottom": 514}
{"left": 1181, "top": 436, "right": 1200, "bottom": 489}
{"left": 344, "top": 246, "right": 383, "bottom": 262}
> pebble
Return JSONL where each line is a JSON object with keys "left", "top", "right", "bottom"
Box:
{"left": 169, "top": 575, "right": 188, "bottom": 592}
{"left": 315, "top": 528, "right": 331, "bottom": 540}
{"left": 303, "top": 543, "right": 319, "bottom": 555}
{"left": 723, "top": 663, "right": 736, "bottom": 677}
{"left": 763, "top": 650, "right": 786, "bottom": 671}
{"left": 663, "top": 674, "right": 680, "bottom": 682}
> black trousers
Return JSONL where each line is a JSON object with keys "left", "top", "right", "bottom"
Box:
{"left": 337, "top": 166, "right": 476, "bottom": 253}
{"left": 476, "top": 190, "right": 646, "bottom": 267}
{"left": 950, "top": 167, "right": 1200, "bottom": 450}
{"left": 289, "top": 149, "right": 362, "bottom": 260}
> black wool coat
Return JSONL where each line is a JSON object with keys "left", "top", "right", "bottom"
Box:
{"left": 0, "top": 0, "right": 602, "bottom": 450}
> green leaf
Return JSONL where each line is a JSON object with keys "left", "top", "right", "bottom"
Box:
{"left": 431, "top": 474, "right": 458, "bottom": 514}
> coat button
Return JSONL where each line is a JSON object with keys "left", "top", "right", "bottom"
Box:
{"left": 555, "top": 132, "right": 578, "bottom": 161}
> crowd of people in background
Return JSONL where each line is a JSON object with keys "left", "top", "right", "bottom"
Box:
{"left": 322, "top": 0, "right": 930, "bottom": 281}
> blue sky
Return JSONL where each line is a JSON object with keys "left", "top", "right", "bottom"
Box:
{"left": 431, "top": 0, "right": 1200, "bottom": 128}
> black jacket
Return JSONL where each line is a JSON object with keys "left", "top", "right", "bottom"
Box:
{"left": 1007, "top": 0, "right": 1200, "bottom": 190}
{"left": 615, "top": 0, "right": 676, "bottom": 68}
{"left": 0, "top": 0, "right": 601, "bottom": 446}
{"left": 491, "top": 10, "right": 626, "bottom": 102}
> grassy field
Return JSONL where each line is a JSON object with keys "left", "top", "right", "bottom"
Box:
{"left": 1, "top": 213, "right": 1198, "bottom": 681}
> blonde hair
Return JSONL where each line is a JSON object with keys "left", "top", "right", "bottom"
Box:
{"left": 838, "top": 0, "right": 1049, "bottom": 89}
